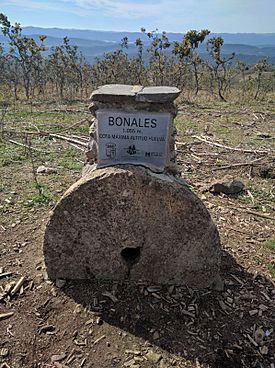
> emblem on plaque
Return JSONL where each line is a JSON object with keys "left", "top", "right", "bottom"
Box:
{"left": 127, "top": 145, "right": 137, "bottom": 155}
{"left": 105, "top": 143, "right": 116, "bottom": 158}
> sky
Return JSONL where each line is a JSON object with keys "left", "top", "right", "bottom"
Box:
{"left": 1, "top": 0, "right": 275, "bottom": 33}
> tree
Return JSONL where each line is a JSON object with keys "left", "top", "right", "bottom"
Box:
{"left": 173, "top": 29, "right": 210, "bottom": 94}
{"left": 142, "top": 29, "right": 171, "bottom": 85}
{"left": 206, "top": 37, "right": 235, "bottom": 101}
{"left": 0, "top": 13, "right": 47, "bottom": 99}
{"left": 134, "top": 36, "right": 146, "bottom": 84}
{"left": 253, "top": 58, "right": 270, "bottom": 100}
{"left": 47, "top": 37, "right": 85, "bottom": 98}
{"left": 236, "top": 60, "right": 249, "bottom": 97}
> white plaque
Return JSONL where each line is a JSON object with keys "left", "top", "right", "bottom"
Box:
{"left": 96, "top": 110, "right": 171, "bottom": 171}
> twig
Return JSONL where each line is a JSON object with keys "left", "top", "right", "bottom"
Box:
{"left": 57, "top": 118, "right": 89, "bottom": 132}
{"left": 229, "top": 205, "right": 275, "bottom": 221}
{"left": 176, "top": 141, "right": 203, "bottom": 150}
{"left": 192, "top": 135, "right": 271, "bottom": 154}
{"left": 69, "top": 142, "right": 86, "bottom": 151}
{"left": 50, "top": 108, "right": 89, "bottom": 114}
{"left": 244, "top": 209, "right": 275, "bottom": 221}
{"left": 246, "top": 190, "right": 255, "bottom": 205}
{"left": 0, "top": 272, "right": 12, "bottom": 279}
{"left": 211, "top": 202, "right": 275, "bottom": 221}
{"left": 28, "top": 123, "right": 40, "bottom": 133}
{"left": 70, "top": 134, "right": 89, "bottom": 142}
{"left": 7, "top": 130, "right": 87, "bottom": 147}
{"left": 11, "top": 276, "right": 26, "bottom": 296}
{"left": 8, "top": 139, "right": 49, "bottom": 153}
{"left": 247, "top": 334, "right": 258, "bottom": 347}
{"left": 212, "top": 157, "right": 267, "bottom": 170}
{"left": 93, "top": 335, "right": 106, "bottom": 344}
{"left": 48, "top": 133, "right": 87, "bottom": 147}
{"left": 0, "top": 312, "right": 14, "bottom": 320}
{"left": 227, "top": 226, "right": 251, "bottom": 235}
{"left": 252, "top": 113, "right": 259, "bottom": 120}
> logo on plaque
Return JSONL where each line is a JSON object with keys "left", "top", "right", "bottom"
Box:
{"left": 105, "top": 143, "right": 116, "bottom": 158}
{"left": 127, "top": 145, "right": 137, "bottom": 155}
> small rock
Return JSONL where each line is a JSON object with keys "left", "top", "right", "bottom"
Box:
{"left": 254, "top": 328, "right": 265, "bottom": 344}
{"left": 153, "top": 331, "right": 160, "bottom": 340}
{"left": 145, "top": 350, "right": 162, "bottom": 364}
{"left": 37, "top": 165, "right": 57, "bottom": 174}
{"left": 51, "top": 353, "right": 67, "bottom": 362}
{"left": 259, "top": 345, "right": 268, "bottom": 355}
{"left": 208, "top": 178, "right": 245, "bottom": 195}
{"left": 56, "top": 279, "right": 66, "bottom": 288}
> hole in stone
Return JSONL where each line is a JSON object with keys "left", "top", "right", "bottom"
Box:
{"left": 121, "top": 247, "right": 141, "bottom": 267}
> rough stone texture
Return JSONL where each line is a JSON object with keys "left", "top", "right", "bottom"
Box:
{"left": 202, "top": 177, "right": 245, "bottom": 195}
{"left": 91, "top": 84, "right": 180, "bottom": 104}
{"left": 136, "top": 86, "right": 181, "bottom": 103}
{"left": 91, "top": 84, "right": 142, "bottom": 103}
{"left": 44, "top": 166, "right": 221, "bottom": 288}
{"left": 89, "top": 100, "right": 178, "bottom": 117}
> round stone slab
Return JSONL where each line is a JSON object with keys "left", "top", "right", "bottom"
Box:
{"left": 44, "top": 166, "right": 221, "bottom": 288}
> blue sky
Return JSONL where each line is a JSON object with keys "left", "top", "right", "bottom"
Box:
{"left": 1, "top": 0, "right": 275, "bottom": 33}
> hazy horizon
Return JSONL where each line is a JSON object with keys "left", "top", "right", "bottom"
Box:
{"left": 20, "top": 26, "right": 275, "bottom": 35}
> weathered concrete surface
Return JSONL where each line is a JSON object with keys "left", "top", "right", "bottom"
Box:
{"left": 91, "top": 84, "right": 181, "bottom": 104}
{"left": 136, "top": 86, "right": 181, "bottom": 103}
{"left": 91, "top": 84, "right": 143, "bottom": 103}
{"left": 44, "top": 166, "right": 221, "bottom": 288}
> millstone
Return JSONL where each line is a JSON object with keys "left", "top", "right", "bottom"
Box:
{"left": 44, "top": 166, "right": 221, "bottom": 288}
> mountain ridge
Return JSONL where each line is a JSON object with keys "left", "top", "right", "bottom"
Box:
{"left": 1, "top": 28, "right": 275, "bottom": 64}
{"left": 22, "top": 27, "right": 275, "bottom": 46}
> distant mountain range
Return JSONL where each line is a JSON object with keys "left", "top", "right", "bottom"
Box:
{"left": 0, "top": 27, "right": 275, "bottom": 64}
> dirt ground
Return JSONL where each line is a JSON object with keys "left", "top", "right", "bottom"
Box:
{"left": 0, "top": 98, "right": 274, "bottom": 368}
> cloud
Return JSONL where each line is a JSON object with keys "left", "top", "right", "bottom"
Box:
{"left": 59, "top": 0, "right": 169, "bottom": 18}
{"left": 2, "top": 0, "right": 169, "bottom": 19}
{"left": 1, "top": 0, "right": 61, "bottom": 11}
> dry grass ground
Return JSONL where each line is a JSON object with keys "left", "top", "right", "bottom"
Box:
{"left": 0, "top": 96, "right": 274, "bottom": 368}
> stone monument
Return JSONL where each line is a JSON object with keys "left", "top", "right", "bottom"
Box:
{"left": 44, "top": 84, "right": 221, "bottom": 289}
